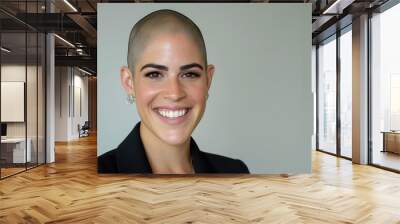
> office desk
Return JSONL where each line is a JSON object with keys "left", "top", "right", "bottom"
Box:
{"left": 1, "top": 138, "right": 31, "bottom": 163}
{"left": 381, "top": 131, "right": 400, "bottom": 154}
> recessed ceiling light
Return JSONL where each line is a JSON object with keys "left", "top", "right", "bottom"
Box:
{"left": 1, "top": 47, "right": 11, "bottom": 53}
{"left": 54, "top": 34, "right": 75, "bottom": 48}
{"left": 77, "top": 67, "right": 93, "bottom": 76}
{"left": 322, "top": 0, "right": 353, "bottom": 14}
{"left": 63, "top": 0, "right": 78, "bottom": 12}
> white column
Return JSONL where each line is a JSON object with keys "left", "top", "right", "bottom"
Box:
{"left": 46, "top": 1, "right": 55, "bottom": 163}
{"left": 352, "top": 14, "right": 369, "bottom": 164}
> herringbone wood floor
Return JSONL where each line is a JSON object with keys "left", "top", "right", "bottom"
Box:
{"left": 1, "top": 134, "right": 400, "bottom": 223}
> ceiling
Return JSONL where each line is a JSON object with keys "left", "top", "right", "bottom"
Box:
{"left": 0, "top": 0, "right": 393, "bottom": 75}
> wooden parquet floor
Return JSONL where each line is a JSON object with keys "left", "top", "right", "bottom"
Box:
{"left": 1, "top": 134, "right": 400, "bottom": 223}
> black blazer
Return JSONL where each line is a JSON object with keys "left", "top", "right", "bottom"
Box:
{"left": 98, "top": 122, "right": 249, "bottom": 174}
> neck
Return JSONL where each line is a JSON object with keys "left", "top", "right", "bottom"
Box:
{"left": 140, "top": 123, "right": 194, "bottom": 174}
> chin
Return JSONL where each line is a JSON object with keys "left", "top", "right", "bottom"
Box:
{"left": 159, "top": 129, "right": 191, "bottom": 146}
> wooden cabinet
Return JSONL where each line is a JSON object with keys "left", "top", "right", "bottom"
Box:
{"left": 382, "top": 132, "right": 400, "bottom": 154}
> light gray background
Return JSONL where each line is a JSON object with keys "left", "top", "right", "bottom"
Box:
{"left": 98, "top": 3, "right": 312, "bottom": 173}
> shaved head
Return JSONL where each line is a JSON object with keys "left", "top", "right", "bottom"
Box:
{"left": 127, "top": 9, "right": 207, "bottom": 73}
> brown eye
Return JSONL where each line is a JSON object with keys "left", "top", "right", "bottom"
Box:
{"left": 145, "top": 72, "right": 162, "bottom": 79}
{"left": 182, "top": 72, "right": 200, "bottom": 79}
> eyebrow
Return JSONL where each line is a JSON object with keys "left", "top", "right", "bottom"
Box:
{"left": 180, "top": 63, "right": 204, "bottom": 71}
{"left": 140, "top": 63, "right": 204, "bottom": 72}
{"left": 140, "top": 63, "right": 168, "bottom": 71}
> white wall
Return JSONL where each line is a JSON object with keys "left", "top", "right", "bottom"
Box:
{"left": 55, "top": 67, "right": 70, "bottom": 141}
{"left": 72, "top": 72, "right": 89, "bottom": 138}
{"left": 55, "top": 67, "right": 89, "bottom": 141}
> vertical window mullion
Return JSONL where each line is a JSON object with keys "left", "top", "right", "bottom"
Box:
{"left": 36, "top": 0, "right": 39, "bottom": 167}
{"left": 367, "top": 11, "right": 373, "bottom": 165}
{"left": 316, "top": 45, "right": 320, "bottom": 150}
{"left": 25, "top": 0, "right": 28, "bottom": 171}
{"left": 336, "top": 30, "right": 341, "bottom": 157}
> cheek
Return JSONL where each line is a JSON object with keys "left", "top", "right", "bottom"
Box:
{"left": 184, "top": 83, "right": 208, "bottom": 105}
{"left": 135, "top": 84, "right": 159, "bottom": 108}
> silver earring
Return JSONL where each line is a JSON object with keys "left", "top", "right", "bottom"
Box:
{"left": 126, "top": 94, "right": 135, "bottom": 104}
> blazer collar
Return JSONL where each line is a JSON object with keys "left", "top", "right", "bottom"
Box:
{"left": 190, "top": 138, "right": 212, "bottom": 173}
{"left": 115, "top": 122, "right": 152, "bottom": 173}
{"left": 115, "top": 122, "right": 214, "bottom": 173}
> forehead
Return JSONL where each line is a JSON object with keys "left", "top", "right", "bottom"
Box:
{"left": 136, "top": 32, "right": 204, "bottom": 64}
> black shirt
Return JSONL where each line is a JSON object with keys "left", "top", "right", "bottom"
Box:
{"left": 98, "top": 122, "right": 250, "bottom": 174}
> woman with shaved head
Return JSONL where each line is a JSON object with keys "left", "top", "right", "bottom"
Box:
{"left": 98, "top": 9, "right": 249, "bottom": 174}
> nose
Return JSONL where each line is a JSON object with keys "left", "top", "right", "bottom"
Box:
{"left": 163, "top": 75, "right": 186, "bottom": 101}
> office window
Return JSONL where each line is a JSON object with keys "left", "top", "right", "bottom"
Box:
{"left": 312, "top": 46, "right": 317, "bottom": 150}
{"left": 371, "top": 3, "right": 400, "bottom": 171}
{"left": 318, "top": 36, "right": 337, "bottom": 154}
{"left": 340, "top": 28, "right": 352, "bottom": 158}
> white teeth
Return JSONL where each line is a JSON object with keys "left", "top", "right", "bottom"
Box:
{"left": 157, "top": 109, "right": 187, "bottom": 118}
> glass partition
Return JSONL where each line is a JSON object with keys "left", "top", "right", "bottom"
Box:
{"left": 1, "top": 31, "right": 28, "bottom": 177}
{"left": 317, "top": 35, "right": 337, "bottom": 154}
{"left": 0, "top": 1, "right": 46, "bottom": 179}
{"left": 371, "top": 3, "right": 400, "bottom": 171}
{"left": 27, "top": 31, "right": 38, "bottom": 170}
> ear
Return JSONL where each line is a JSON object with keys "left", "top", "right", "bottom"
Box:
{"left": 206, "top": 64, "right": 215, "bottom": 91}
{"left": 120, "top": 66, "right": 135, "bottom": 96}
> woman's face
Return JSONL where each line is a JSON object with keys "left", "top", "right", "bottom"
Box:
{"left": 126, "top": 33, "right": 214, "bottom": 146}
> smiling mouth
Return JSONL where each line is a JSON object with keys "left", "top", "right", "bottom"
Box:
{"left": 155, "top": 108, "right": 190, "bottom": 119}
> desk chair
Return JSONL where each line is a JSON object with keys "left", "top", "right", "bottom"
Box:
{"left": 78, "top": 121, "right": 90, "bottom": 138}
